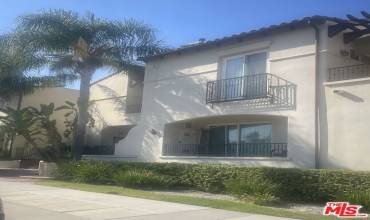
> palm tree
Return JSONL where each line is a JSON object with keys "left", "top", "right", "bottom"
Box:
{"left": 17, "top": 10, "right": 166, "bottom": 159}
{"left": 0, "top": 35, "right": 76, "bottom": 156}
{"left": 0, "top": 35, "right": 75, "bottom": 108}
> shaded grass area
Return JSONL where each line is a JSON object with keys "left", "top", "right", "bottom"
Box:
{"left": 37, "top": 180, "right": 341, "bottom": 220}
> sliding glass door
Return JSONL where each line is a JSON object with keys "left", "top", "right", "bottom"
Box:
{"left": 222, "top": 56, "right": 245, "bottom": 100}
{"left": 239, "top": 124, "right": 272, "bottom": 156}
{"left": 208, "top": 123, "right": 272, "bottom": 157}
{"left": 209, "top": 126, "right": 226, "bottom": 156}
{"left": 222, "top": 52, "right": 267, "bottom": 100}
{"left": 244, "top": 53, "right": 268, "bottom": 98}
{"left": 239, "top": 124, "right": 272, "bottom": 143}
{"left": 209, "top": 125, "right": 238, "bottom": 156}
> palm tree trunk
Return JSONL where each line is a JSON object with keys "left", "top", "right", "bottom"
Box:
{"left": 9, "top": 93, "right": 23, "bottom": 157}
{"left": 16, "top": 92, "right": 23, "bottom": 110}
{"left": 74, "top": 70, "right": 93, "bottom": 160}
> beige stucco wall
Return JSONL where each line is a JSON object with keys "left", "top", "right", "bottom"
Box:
{"left": 87, "top": 70, "right": 143, "bottom": 147}
{"left": 90, "top": 73, "right": 128, "bottom": 100}
{"left": 321, "top": 78, "right": 370, "bottom": 170}
{"left": 115, "top": 26, "right": 322, "bottom": 168}
{"left": 9, "top": 87, "right": 79, "bottom": 153}
{"left": 317, "top": 23, "right": 370, "bottom": 171}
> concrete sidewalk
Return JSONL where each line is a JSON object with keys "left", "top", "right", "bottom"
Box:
{"left": 0, "top": 177, "right": 295, "bottom": 220}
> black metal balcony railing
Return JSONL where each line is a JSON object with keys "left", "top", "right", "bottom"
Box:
{"left": 328, "top": 64, "right": 370, "bottom": 82}
{"left": 206, "top": 73, "right": 296, "bottom": 108}
{"left": 163, "top": 143, "right": 287, "bottom": 158}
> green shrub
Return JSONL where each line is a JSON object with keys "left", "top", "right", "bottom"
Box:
{"left": 56, "top": 160, "right": 79, "bottom": 180}
{"left": 113, "top": 169, "right": 173, "bottom": 189}
{"left": 335, "top": 190, "right": 370, "bottom": 212}
{"left": 225, "top": 178, "right": 279, "bottom": 205}
{"left": 180, "top": 164, "right": 236, "bottom": 192}
{"left": 56, "top": 160, "right": 370, "bottom": 205}
{"left": 58, "top": 160, "right": 114, "bottom": 183}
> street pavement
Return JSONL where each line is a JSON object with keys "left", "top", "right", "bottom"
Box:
{"left": 0, "top": 170, "right": 295, "bottom": 220}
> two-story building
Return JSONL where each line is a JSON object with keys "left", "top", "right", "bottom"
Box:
{"left": 90, "top": 16, "right": 370, "bottom": 171}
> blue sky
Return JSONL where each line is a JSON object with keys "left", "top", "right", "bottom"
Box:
{"left": 1, "top": 0, "right": 370, "bottom": 89}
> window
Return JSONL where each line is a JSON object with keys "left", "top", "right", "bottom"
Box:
{"left": 205, "top": 123, "right": 279, "bottom": 157}
{"left": 223, "top": 52, "right": 267, "bottom": 79}
{"left": 227, "top": 125, "right": 238, "bottom": 144}
{"left": 246, "top": 53, "right": 267, "bottom": 75}
{"left": 224, "top": 57, "right": 244, "bottom": 79}
{"left": 209, "top": 123, "right": 272, "bottom": 146}
{"left": 220, "top": 52, "right": 268, "bottom": 100}
{"left": 240, "top": 124, "right": 272, "bottom": 143}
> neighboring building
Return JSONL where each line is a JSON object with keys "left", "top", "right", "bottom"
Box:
{"left": 86, "top": 66, "right": 144, "bottom": 151}
{"left": 104, "top": 15, "right": 370, "bottom": 171}
{"left": 0, "top": 66, "right": 144, "bottom": 158}
{"left": 2, "top": 87, "right": 79, "bottom": 157}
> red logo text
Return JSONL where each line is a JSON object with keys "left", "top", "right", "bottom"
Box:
{"left": 323, "top": 202, "right": 368, "bottom": 218}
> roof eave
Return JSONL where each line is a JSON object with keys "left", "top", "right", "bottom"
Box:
{"left": 143, "top": 16, "right": 332, "bottom": 62}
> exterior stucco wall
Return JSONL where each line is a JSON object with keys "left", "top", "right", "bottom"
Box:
{"left": 318, "top": 23, "right": 370, "bottom": 171}
{"left": 10, "top": 87, "right": 79, "bottom": 152}
{"left": 322, "top": 78, "right": 370, "bottom": 170}
{"left": 325, "top": 28, "right": 363, "bottom": 70}
{"left": 115, "top": 27, "right": 319, "bottom": 168}
{"left": 87, "top": 70, "right": 143, "bottom": 147}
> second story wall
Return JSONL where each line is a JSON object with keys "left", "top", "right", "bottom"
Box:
{"left": 143, "top": 26, "right": 317, "bottom": 119}
{"left": 87, "top": 68, "right": 144, "bottom": 146}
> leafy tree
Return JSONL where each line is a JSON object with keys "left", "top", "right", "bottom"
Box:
{"left": 28, "top": 103, "right": 64, "bottom": 159}
{"left": 55, "top": 101, "right": 95, "bottom": 141}
{"left": 0, "top": 107, "right": 43, "bottom": 158}
{"left": 0, "top": 104, "right": 72, "bottom": 161}
{"left": 17, "top": 10, "right": 166, "bottom": 159}
{"left": 0, "top": 34, "right": 76, "bottom": 156}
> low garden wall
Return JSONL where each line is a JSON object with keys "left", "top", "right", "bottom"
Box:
{"left": 56, "top": 160, "right": 370, "bottom": 211}
{"left": 0, "top": 160, "right": 20, "bottom": 169}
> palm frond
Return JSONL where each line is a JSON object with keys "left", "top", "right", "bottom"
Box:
{"left": 16, "top": 10, "right": 167, "bottom": 75}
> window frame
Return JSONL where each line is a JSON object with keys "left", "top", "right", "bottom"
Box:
{"left": 239, "top": 123, "right": 272, "bottom": 144}
{"left": 220, "top": 50, "right": 269, "bottom": 80}
{"left": 207, "top": 122, "right": 273, "bottom": 156}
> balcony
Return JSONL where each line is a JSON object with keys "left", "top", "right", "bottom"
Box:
{"left": 328, "top": 64, "right": 370, "bottom": 82}
{"left": 162, "top": 115, "right": 288, "bottom": 158}
{"left": 163, "top": 143, "right": 287, "bottom": 158}
{"left": 206, "top": 73, "right": 296, "bottom": 109}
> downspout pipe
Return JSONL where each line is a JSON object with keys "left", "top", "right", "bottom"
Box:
{"left": 310, "top": 21, "right": 321, "bottom": 169}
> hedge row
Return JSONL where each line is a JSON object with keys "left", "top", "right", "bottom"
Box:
{"left": 56, "top": 160, "right": 370, "bottom": 209}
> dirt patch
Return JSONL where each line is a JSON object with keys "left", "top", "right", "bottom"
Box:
{"left": 151, "top": 189, "right": 324, "bottom": 215}
{"left": 151, "top": 189, "right": 238, "bottom": 201}
{"left": 269, "top": 203, "right": 324, "bottom": 215}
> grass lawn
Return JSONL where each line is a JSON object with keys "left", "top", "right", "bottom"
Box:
{"left": 37, "top": 179, "right": 342, "bottom": 220}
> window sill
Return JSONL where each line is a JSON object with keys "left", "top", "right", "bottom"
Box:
{"left": 160, "top": 155, "right": 290, "bottom": 161}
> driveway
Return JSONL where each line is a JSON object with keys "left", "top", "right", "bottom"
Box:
{"left": 0, "top": 173, "right": 293, "bottom": 220}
